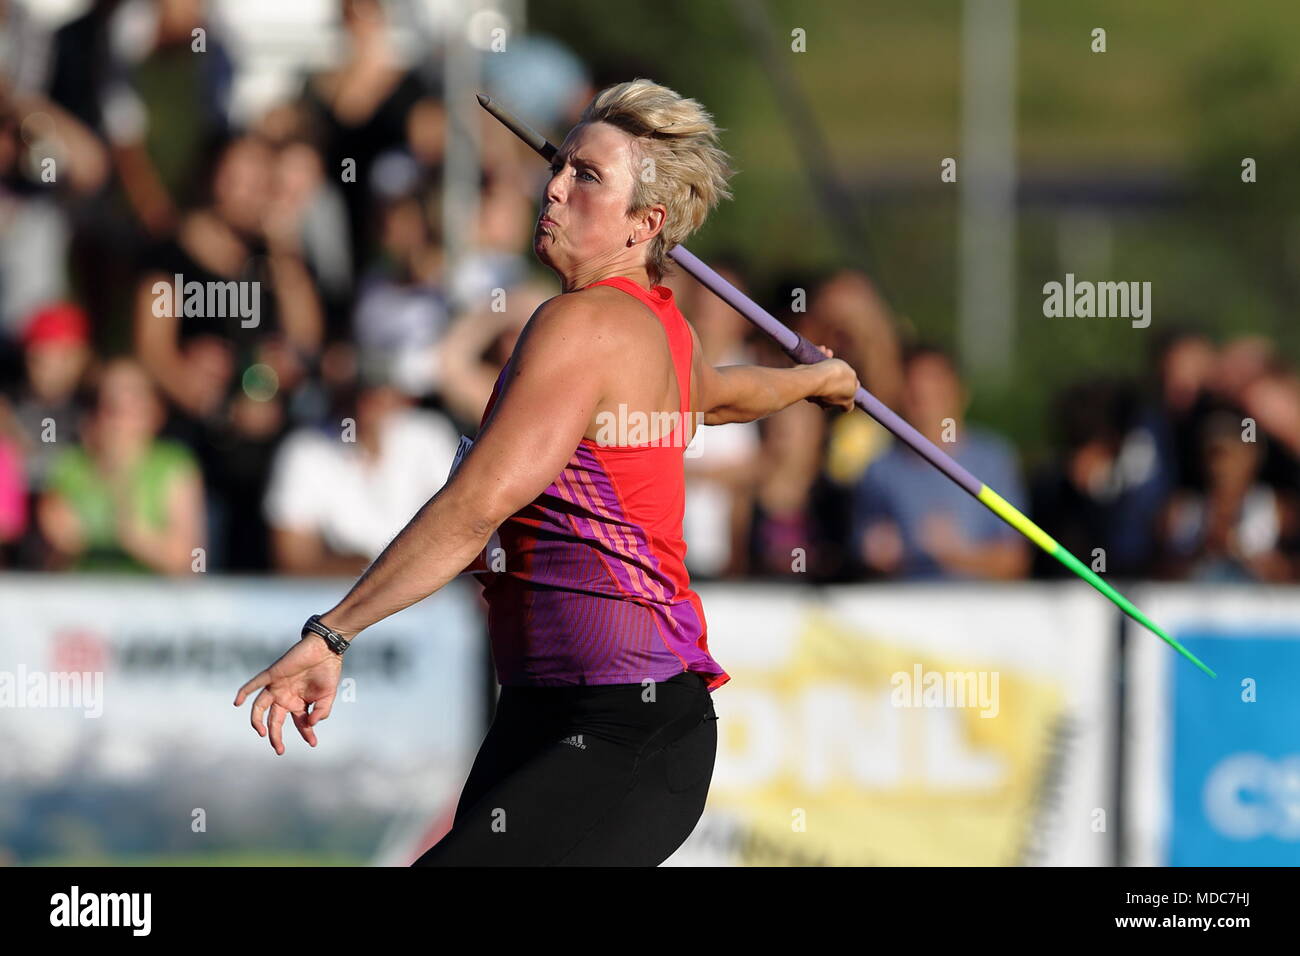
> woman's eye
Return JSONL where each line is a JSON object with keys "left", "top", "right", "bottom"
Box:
{"left": 548, "top": 161, "right": 595, "bottom": 182}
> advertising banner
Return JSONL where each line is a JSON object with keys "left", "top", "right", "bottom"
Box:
{"left": 0, "top": 575, "right": 483, "bottom": 864}
{"left": 1125, "top": 584, "right": 1300, "bottom": 866}
{"left": 666, "top": 582, "right": 1115, "bottom": 866}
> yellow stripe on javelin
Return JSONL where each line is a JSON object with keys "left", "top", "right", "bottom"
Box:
{"left": 976, "top": 486, "right": 1059, "bottom": 555}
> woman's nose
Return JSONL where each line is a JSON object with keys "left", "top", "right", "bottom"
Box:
{"left": 544, "top": 169, "right": 567, "bottom": 205}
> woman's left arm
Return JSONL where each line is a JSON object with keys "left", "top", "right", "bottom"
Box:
{"left": 688, "top": 323, "right": 858, "bottom": 425}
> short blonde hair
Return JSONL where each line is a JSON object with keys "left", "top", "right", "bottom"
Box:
{"left": 577, "top": 79, "right": 734, "bottom": 285}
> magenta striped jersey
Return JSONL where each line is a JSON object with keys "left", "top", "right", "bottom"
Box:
{"left": 465, "top": 275, "right": 729, "bottom": 692}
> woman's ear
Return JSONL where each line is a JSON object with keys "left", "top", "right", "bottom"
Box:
{"left": 635, "top": 204, "right": 667, "bottom": 244}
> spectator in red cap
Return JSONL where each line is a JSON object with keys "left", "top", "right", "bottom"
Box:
{"left": 22, "top": 301, "right": 89, "bottom": 347}
{"left": 10, "top": 302, "right": 94, "bottom": 495}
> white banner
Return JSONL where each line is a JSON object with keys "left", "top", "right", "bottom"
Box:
{"left": 0, "top": 575, "right": 483, "bottom": 864}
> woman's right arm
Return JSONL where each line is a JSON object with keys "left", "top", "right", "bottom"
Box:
{"left": 315, "top": 295, "right": 618, "bottom": 640}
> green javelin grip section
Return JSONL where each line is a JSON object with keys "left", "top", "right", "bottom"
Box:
{"left": 978, "top": 487, "right": 1217, "bottom": 678}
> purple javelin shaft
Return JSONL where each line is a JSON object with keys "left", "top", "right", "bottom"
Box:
{"left": 666, "top": 246, "right": 984, "bottom": 496}
{"left": 476, "top": 91, "right": 983, "bottom": 498}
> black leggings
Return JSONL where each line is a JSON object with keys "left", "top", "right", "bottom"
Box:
{"left": 413, "top": 670, "right": 718, "bottom": 866}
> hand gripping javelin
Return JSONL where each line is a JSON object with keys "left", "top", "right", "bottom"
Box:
{"left": 477, "top": 92, "right": 1216, "bottom": 679}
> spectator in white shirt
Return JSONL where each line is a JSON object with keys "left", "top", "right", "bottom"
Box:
{"left": 263, "top": 357, "right": 461, "bottom": 575}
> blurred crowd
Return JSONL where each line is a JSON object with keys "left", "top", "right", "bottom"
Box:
{"left": 1, "top": 0, "right": 1297, "bottom": 585}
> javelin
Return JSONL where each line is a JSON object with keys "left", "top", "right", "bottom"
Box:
{"left": 476, "top": 92, "right": 1216, "bottom": 679}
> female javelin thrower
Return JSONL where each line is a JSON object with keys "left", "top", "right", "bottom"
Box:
{"left": 234, "top": 79, "right": 860, "bottom": 866}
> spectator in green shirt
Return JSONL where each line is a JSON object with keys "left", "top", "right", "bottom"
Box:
{"left": 38, "top": 358, "right": 205, "bottom": 574}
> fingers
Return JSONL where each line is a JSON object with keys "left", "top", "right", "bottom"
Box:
{"left": 246, "top": 683, "right": 318, "bottom": 754}
{"left": 307, "top": 697, "right": 333, "bottom": 726}
{"left": 250, "top": 687, "right": 273, "bottom": 737}
{"left": 233, "top": 670, "right": 271, "bottom": 707}
{"left": 268, "top": 702, "right": 289, "bottom": 756}
{"left": 291, "top": 709, "right": 318, "bottom": 748}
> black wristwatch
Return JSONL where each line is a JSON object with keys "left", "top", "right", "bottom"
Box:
{"left": 302, "top": 614, "right": 352, "bottom": 655}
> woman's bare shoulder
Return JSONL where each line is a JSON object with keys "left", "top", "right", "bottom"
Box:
{"left": 576, "top": 284, "right": 665, "bottom": 333}
{"left": 508, "top": 288, "right": 647, "bottom": 372}
{"left": 522, "top": 285, "right": 662, "bottom": 347}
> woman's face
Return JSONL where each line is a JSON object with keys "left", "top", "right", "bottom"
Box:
{"left": 534, "top": 121, "right": 651, "bottom": 280}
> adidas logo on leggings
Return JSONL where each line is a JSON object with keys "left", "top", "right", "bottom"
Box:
{"left": 560, "top": 734, "right": 588, "bottom": 750}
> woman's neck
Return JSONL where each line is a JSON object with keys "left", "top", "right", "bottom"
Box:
{"left": 561, "top": 261, "right": 653, "bottom": 293}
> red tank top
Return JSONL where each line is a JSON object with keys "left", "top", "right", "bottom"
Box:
{"left": 465, "top": 275, "right": 729, "bottom": 691}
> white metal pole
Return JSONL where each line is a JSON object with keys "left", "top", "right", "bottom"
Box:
{"left": 959, "top": 0, "right": 1019, "bottom": 379}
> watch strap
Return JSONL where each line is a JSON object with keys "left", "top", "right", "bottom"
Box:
{"left": 303, "top": 614, "right": 351, "bottom": 655}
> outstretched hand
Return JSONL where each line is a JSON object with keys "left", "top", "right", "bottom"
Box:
{"left": 233, "top": 634, "right": 343, "bottom": 755}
